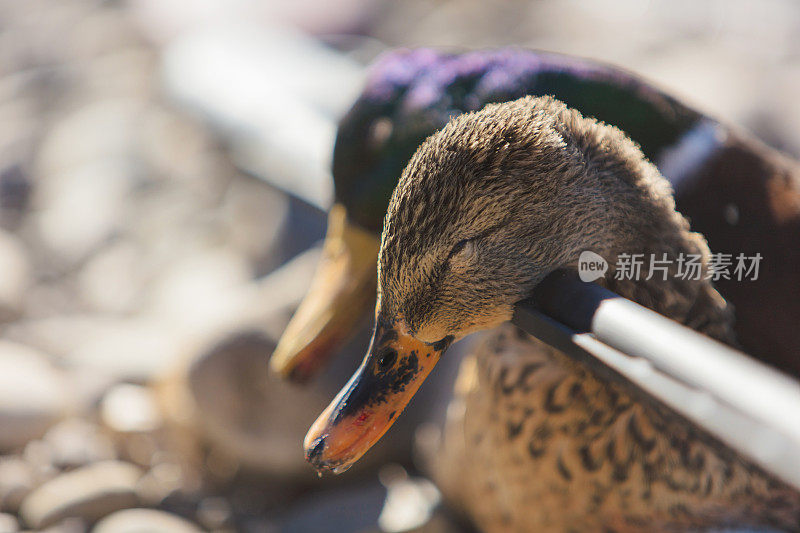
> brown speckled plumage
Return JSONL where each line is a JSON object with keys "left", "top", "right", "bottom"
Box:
{"left": 377, "top": 96, "right": 800, "bottom": 531}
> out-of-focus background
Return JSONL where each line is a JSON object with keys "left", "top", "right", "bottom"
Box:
{"left": 0, "top": 0, "right": 798, "bottom": 531}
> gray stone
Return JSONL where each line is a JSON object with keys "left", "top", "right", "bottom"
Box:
{"left": 35, "top": 99, "right": 141, "bottom": 178}
{"left": 77, "top": 242, "right": 145, "bottom": 314}
{"left": 34, "top": 159, "right": 135, "bottom": 263}
{"left": 100, "top": 384, "right": 162, "bottom": 434}
{"left": 0, "top": 230, "right": 30, "bottom": 322}
{"left": 145, "top": 248, "right": 252, "bottom": 338}
{"left": 42, "top": 419, "right": 116, "bottom": 470}
{"left": 186, "top": 331, "right": 329, "bottom": 477}
{"left": 2, "top": 315, "right": 116, "bottom": 363}
{"left": 64, "top": 318, "right": 182, "bottom": 382}
{"left": 92, "top": 509, "right": 201, "bottom": 533}
{"left": 21, "top": 440, "right": 58, "bottom": 483}
{"left": 20, "top": 460, "right": 142, "bottom": 529}
{"left": 0, "top": 342, "right": 67, "bottom": 451}
{"left": 195, "top": 496, "right": 232, "bottom": 530}
{"left": 377, "top": 466, "right": 443, "bottom": 533}
{"left": 0, "top": 161, "right": 32, "bottom": 228}
{"left": 134, "top": 462, "right": 197, "bottom": 508}
{"left": 0, "top": 456, "right": 36, "bottom": 513}
{"left": 35, "top": 516, "right": 87, "bottom": 533}
{"left": 0, "top": 512, "right": 18, "bottom": 532}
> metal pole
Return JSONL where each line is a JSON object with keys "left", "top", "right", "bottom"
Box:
{"left": 512, "top": 270, "right": 800, "bottom": 491}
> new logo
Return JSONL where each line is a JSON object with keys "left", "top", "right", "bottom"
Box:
{"left": 578, "top": 251, "right": 608, "bottom": 282}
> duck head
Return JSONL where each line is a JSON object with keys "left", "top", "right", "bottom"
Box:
{"left": 305, "top": 95, "right": 695, "bottom": 472}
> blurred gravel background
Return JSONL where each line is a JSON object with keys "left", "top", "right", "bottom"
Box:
{"left": 0, "top": 0, "right": 798, "bottom": 531}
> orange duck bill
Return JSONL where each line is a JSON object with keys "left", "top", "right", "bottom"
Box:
{"left": 304, "top": 319, "right": 453, "bottom": 473}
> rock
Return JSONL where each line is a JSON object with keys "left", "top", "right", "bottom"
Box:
{"left": 0, "top": 230, "right": 30, "bottom": 322}
{"left": 146, "top": 248, "right": 252, "bottom": 338}
{"left": 34, "top": 159, "right": 136, "bottom": 263}
{"left": 21, "top": 440, "right": 58, "bottom": 483}
{"left": 0, "top": 341, "right": 67, "bottom": 451}
{"left": 377, "top": 466, "right": 442, "bottom": 533}
{"left": 35, "top": 99, "right": 141, "bottom": 178}
{"left": 78, "top": 242, "right": 145, "bottom": 314}
{"left": 36, "top": 516, "right": 87, "bottom": 533}
{"left": 0, "top": 512, "right": 18, "bottom": 532}
{"left": 4, "top": 316, "right": 179, "bottom": 383}
{"left": 195, "top": 496, "right": 232, "bottom": 530}
{"left": 0, "top": 457, "right": 37, "bottom": 513}
{"left": 100, "top": 384, "right": 162, "bottom": 434}
{"left": 19, "top": 460, "right": 142, "bottom": 529}
{"left": 65, "top": 318, "right": 181, "bottom": 382}
{"left": 42, "top": 419, "right": 116, "bottom": 470}
{"left": 2, "top": 315, "right": 116, "bottom": 363}
{"left": 92, "top": 509, "right": 201, "bottom": 533}
{"left": 0, "top": 163, "right": 31, "bottom": 228}
{"left": 62, "top": 369, "right": 119, "bottom": 418}
{"left": 134, "top": 461, "right": 197, "bottom": 508}
{"left": 81, "top": 48, "right": 154, "bottom": 101}
{"left": 185, "top": 331, "right": 330, "bottom": 476}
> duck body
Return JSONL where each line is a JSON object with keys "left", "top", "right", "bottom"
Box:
{"left": 305, "top": 95, "right": 800, "bottom": 532}
{"left": 435, "top": 325, "right": 799, "bottom": 532}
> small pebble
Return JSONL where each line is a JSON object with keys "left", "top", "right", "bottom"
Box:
{"left": 0, "top": 456, "right": 36, "bottom": 513}
{"left": 196, "top": 496, "right": 232, "bottom": 530}
{"left": 100, "top": 384, "right": 162, "bottom": 434}
{"left": 92, "top": 508, "right": 202, "bottom": 533}
{"left": 21, "top": 441, "right": 57, "bottom": 481}
{"left": 42, "top": 419, "right": 116, "bottom": 470}
{"left": 0, "top": 230, "right": 30, "bottom": 321}
{"left": 134, "top": 462, "right": 186, "bottom": 507}
{"left": 0, "top": 342, "right": 67, "bottom": 451}
{"left": 0, "top": 511, "right": 19, "bottom": 532}
{"left": 20, "top": 460, "right": 142, "bottom": 529}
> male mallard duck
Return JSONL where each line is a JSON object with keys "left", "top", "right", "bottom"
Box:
{"left": 303, "top": 96, "right": 800, "bottom": 531}
{"left": 271, "top": 48, "right": 800, "bottom": 386}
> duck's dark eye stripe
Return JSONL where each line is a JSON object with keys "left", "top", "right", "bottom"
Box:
{"left": 377, "top": 349, "right": 398, "bottom": 370}
{"left": 449, "top": 239, "right": 468, "bottom": 258}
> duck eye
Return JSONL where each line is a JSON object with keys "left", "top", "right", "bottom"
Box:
{"left": 451, "top": 239, "right": 467, "bottom": 256}
{"left": 449, "top": 239, "right": 475, "bottom": 261}
{"left": 377, "top": 348, "right": 398, "bottom": 370}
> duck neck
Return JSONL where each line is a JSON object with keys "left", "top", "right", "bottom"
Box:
{"left": 586, "top": 195, "right": 735, "bottom": 345}
{"left": 551, "top": 125, "right": 737, "bottom": 344}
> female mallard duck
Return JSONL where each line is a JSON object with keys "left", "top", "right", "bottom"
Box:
{"left": 303, "top": 96, "right": 800, "bottom": 531}
{"left": 272, "top": 48, "right": 800, "bottom": 387}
